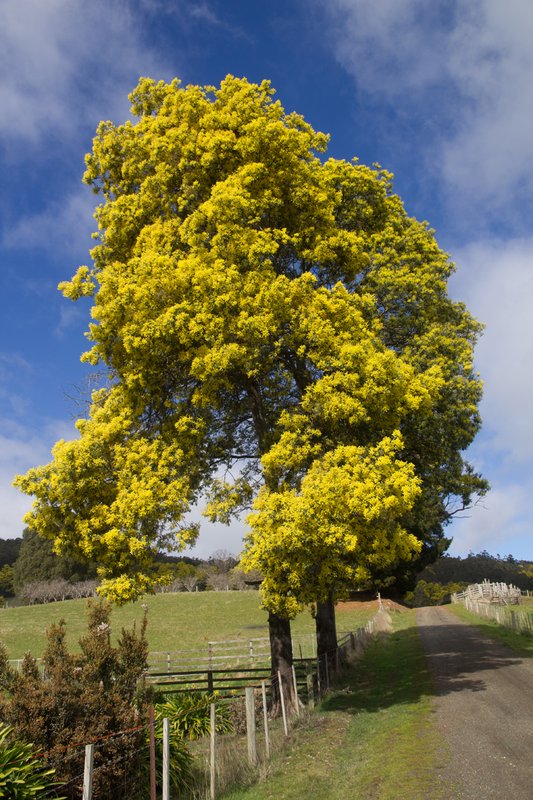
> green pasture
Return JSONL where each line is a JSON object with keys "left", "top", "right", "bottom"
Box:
{"left": 0, "top": 592, "right": 375, "bottom": 661}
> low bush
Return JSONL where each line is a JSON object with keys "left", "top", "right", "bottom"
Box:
{"left": 0, "top": 724, "right": 63, "bottom": 799}
{"left": 0, "top": 601, "right": 150, "bottom": 799}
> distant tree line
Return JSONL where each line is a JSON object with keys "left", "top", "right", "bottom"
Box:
{"left": 2, "top": 534, "right": 530, "bottom": 608}
{"left": 0, "top": 533, "right": 255, "bottom": 604}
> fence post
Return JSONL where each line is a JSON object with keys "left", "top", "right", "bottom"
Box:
{"left": 162, "top": 718, "right": 170, "bottom": 800}
{"left": 245, "top": 687, "right": 258, "bottom": 766}
{"left": 210, "top": 703, "right": 216, "bottom": 800}
{"left": 261, "top": 680, "right": 270, "bottom": 760}
{"left": 291, "top": 665, "right": 300, "bottom": 717}
{"left": 149, "top": 704, "right": 156, "bottom": 800}
{"left": 82, "top": 743, "right": 94, "bottom": 800}
{"left": 207, "top": 670, "right": 214, "bottom": 693}
{"left": 167, "top": 652, "right": 171, "bottom": 673}
{"left": 277, "top": 670, "right": 289, "bottom": 737}
{"left": 306, "top": 663, "right": 315, "bottom": 710}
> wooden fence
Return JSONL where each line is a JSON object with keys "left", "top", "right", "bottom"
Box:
{"left": 147, "top": 629, "right": 360, "bottom": 674}
{"left": 146, "top": 618, "right": 378, "bottom": 699}
{"left": 6, "top": 627, "right": 358, "bottom": 675}
{"left": 79, "top": 614, "right": 381, "bottom": 799}
{"left": 451, "top": 580, "right": 522, "bottom": 605}
{"left": 457, "top": 596, "right": 533, "bottom": 635}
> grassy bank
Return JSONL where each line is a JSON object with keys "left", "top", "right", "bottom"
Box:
{"left": 0, "top": 592, "right": 374, "bottom": 659}
{"left": 447, "top": 603, "right": 533, "bottom": 657}
{"left": 222, "top": 610, "right": 448, "bottom": 800}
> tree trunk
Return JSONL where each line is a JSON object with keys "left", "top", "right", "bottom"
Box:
{"left": 268, "top": 611, "right": 293, "bottom": 713}
{"left": 315, "top": 594, "right": 337, "bottom": 676}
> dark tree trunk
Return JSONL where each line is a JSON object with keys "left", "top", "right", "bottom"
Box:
{"left": 268, "top": 611, "right": 294, "bottom": 712}
{"left": 315, "top": 594, "right": 337, "bottom": 677}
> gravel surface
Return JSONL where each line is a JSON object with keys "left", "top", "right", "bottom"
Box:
{"left": 417, "top": 606, "right": 533, "bottom": 799}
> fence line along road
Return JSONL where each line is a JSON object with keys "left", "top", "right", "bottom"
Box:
{"left": 456, "top": 596, "right": 533, "bottom": 636}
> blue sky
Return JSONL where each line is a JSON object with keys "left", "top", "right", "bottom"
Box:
{"left": 1, "top": 0, "right": 532, "bottom": 561}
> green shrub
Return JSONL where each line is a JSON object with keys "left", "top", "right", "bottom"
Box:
{"left": 155, "top": 691, "right": 233, "bottom": 740}
{"left": 0, "top": 724, "right": 63, "bottom": 799}
{"left": 145, "top": 692, "right": 233, "bottom": 797}
{"left": 404, "top": 580, "right": 468, "bottom": 607}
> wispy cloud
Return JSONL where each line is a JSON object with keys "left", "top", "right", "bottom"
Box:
{"left": 0, "top": 354, "right": 32, "bottom": 418}
{"left": 0, "top": 0, "right": 171, "bottom": 149}
{"left": 3, "top": 187, "right": 96, "bottom": 257}
{"left": 319, "top": 0, "right": 533, "bottom": 217}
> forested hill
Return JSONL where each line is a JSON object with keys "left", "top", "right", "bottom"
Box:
{"left": 0, "top": 537, "right": 22, "bottom": 566}
{"left": 420, "top": 551, "right": 532, "bottom": 587}
{"left": 405, "top": 551, "right": 533, "bottom": 607}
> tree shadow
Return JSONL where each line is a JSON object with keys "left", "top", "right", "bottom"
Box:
{"left": 320, "top": 617, "right": 525, "bottom": 716}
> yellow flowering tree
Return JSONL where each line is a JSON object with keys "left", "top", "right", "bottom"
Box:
{"left": 15, "top": 76, "right": 485, "bottom": 677}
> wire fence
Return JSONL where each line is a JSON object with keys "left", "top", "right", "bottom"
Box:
{"left": 32, "top": 614, "right": 381, "bottom": 799}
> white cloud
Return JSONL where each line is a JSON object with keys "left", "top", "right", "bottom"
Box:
{"left": 446, "top": 236, "right": 533, "bottom": 559}
{"left": 449, "top": 479, "right": 532, "bottom": 557}
{"left": 0, "top": 417, "right": 77, "bottom": 539}
{"left": 0, "top": 0, "right": 170, "bottom": 148}
{"left": 451, "top": 238, "right": 533, "bottom": 464}
{"left": 321, "top": 0, "right": 533, "bottom": 212}
{"left": 3, "top": 188, "right": 96, "bottom": 257}
{"left": 321, "top": 0, "right": 449, "bottom": 95}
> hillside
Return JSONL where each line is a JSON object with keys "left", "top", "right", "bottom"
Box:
{"left": 0, "top": 591, "right": 375, "bottom": 660}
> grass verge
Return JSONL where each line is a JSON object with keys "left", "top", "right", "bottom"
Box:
{"left": 221, "top": 611, "right": 448, "bottom": 800}
{"left": 447, "top": 603, "right": 533, "bottom": 657}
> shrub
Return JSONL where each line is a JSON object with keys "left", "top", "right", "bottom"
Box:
{"left": 155, "top": 692, "right": 233, "bottom": 740}
{"left": 0, "top": 601, "right": 151, "bottom": 799}
{"left": 0, "top": 724, "right": 63, "bottom": 799}
{"left": 404, "top": 580, "right": 468, "bottom": 607}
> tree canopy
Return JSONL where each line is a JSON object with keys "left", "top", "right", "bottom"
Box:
{"left": 15, "top": 75, "right": 486, "bottom": 608}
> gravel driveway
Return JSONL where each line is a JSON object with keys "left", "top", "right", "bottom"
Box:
{"left": 416, "top": 605, "right": 533, "bottom": 799}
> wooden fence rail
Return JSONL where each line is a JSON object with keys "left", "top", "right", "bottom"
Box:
{"left": 148, "top": 661, "right": 315, "bottom": 697}
{"left": 458, "top": 597, "right": 533, "bottom": 635}
{"left": 451, "top": 580, "right": 522, "bottom": 605}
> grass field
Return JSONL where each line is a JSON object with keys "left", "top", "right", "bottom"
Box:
{"left": 221, "top": 610, "right": 449, "bottom": 800}
{"left": 0, "top": 592, "right": 375, "bottom": 660}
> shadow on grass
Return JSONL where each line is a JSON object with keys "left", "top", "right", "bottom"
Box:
{"left": 321, "top": 612, "right": 525, "bottom": 717}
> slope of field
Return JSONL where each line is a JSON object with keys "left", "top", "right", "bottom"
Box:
{"left": 0, "top": 592, "right": 376, "bottom": 660}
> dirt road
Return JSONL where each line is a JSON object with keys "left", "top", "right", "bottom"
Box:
{"left": 416, "top": 606, "right": 533, "bottom": 799}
